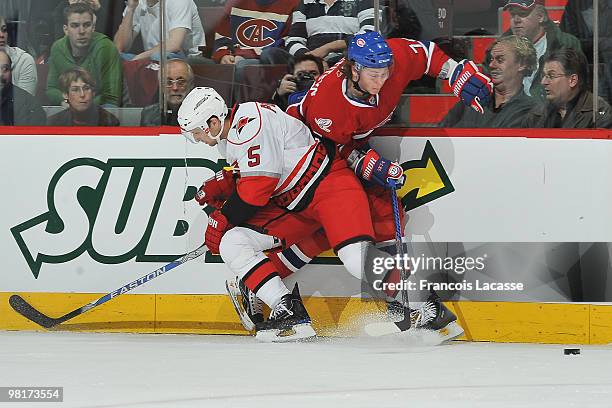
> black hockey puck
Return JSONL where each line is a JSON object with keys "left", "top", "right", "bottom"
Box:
{"left": 564, "top": 348, "right": 580, "bottom": 355}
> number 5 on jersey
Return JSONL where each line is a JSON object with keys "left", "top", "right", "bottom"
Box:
{"left": 248, "top": 145, "right": 261, "bottom": 167}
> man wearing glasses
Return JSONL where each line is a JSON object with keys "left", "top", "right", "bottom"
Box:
{"left": 487, "top": 0, "right": 582, "bottom": 99}
{"left": 524, "top": 48, "right": 612, "bottom": 127}
{"left": 140, "top": 59, "right": 194, "bottom": 126}
{"left": 0, "top": 49, "right": 46, "bottom": 125}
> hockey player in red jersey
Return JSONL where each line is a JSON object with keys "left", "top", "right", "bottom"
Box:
{"left": 288, "top": 31, "right": 493, "bottom": 143}
{"left": 179, "top": 86, "right": 408, "bottom": 342}
{"left": 275, "top": 31, "right": 492, "bottom": 338}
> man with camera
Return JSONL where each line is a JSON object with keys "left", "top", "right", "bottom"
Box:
{"left": 271, "top": 54, "right": 324, "bottom": 110}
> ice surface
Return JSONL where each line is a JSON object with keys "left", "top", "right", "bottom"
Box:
{"left": 1, "top": 331, "right": 611, "bottom": 408}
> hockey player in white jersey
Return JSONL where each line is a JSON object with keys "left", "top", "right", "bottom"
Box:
{"left": 179, "top": 87, "right": 405, "bottom": 342}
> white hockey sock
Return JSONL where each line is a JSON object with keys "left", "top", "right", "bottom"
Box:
{"left": 255, "top": 276, "right": 290, "bottom": 309}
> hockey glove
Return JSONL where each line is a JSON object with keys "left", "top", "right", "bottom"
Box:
{"left": 449, "top": 59, "right": 493, "bottom": 114}
{"left": 205, "top": 210, "right": 232, "bottom": 254}
{"left": 354, "top": 149, "right": 405, "bottom": 189}
{"left": 195, "top": 169, "right": 237, "bottom": 209}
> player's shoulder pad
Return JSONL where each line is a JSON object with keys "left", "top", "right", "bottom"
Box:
{"left": 226, "top": 102, "right": 267, "bottom": 145}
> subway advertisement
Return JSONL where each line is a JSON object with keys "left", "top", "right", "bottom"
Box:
{"left": 1, "top": 129, "right": 611, "bottom": 341}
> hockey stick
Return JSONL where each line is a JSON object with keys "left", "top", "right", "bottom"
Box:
{"left": 364, "top": 182, "right": 412, "bottom": 336}
{"left": 389, "top": 180, "right": 412, "bottom": 331}
{"left": 9, "top": 244, "right": 208, "bottom": 329}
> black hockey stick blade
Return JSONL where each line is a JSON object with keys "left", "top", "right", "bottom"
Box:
{"left": 9, "top": 295, "right": 65, "bottom": 328}
{"left": 394, "top": 310, "right": 412, "bottom": 331}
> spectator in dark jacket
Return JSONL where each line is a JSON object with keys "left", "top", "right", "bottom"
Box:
{"left": 560, "top": 0, "right": 612, "bottom": 104}
{"left": 47, "top": 66, "right": 119, "bottom": 126}
{"left": 486, "top": 0, "right": 583, "bottom": 99}
{"left": 0, "top": 49, "right": 46, "bottom": 125}
{"left": 442, "top": 35, "right": 538, "bottom": 128}
{"left": 524, "top": 48, "right": 612, "bottom": 128}
{"left": 140, "top": 59, "right": 194, "bottom": 126}
{"left": 271, "top": 54, "right": 323, "bottom": 111}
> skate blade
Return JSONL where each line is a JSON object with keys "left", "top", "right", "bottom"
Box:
{"left": 225, "top": 279, "right": 255, "bottom": 332}
{"left": 364, "top": 320, "right": 464, "bottom": 342}
{"left": 255, "top": 323, "right": 316, "bottom": 343}
{"left": 437, "top": 321, "right": 464, "bottom": 342}
{"left": 364, "top": 321, "right": 404, "bottom": 337}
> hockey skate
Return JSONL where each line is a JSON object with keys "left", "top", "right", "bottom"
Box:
{"left": 410, "top": 292, "right": 464, "bottom": 342}
{"left": 225, "top": 277, "right": 264, "bottom": 332}
{"left": 255, "top": 283, "right": 316, "bottom": 343}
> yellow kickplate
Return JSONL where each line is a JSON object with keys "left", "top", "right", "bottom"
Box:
{"left": 0, "top": 292, "right": 603, "bottom": 344}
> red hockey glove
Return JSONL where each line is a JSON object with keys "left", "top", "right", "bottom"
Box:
{"left": 449, "top": 60, "right": 493, "bottom": 114}
{"left": 354, "top": 149, "right": 405, "bottom": 189}
{"left": 195, "top": 169, "right": 236, "bottom": 209}
{"left": 205, "top": 210, "right": 232, "bottom": 254}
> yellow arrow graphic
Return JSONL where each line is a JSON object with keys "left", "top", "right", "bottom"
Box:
{"left": 398, "top": 158, "right": 446, "bottom": 200}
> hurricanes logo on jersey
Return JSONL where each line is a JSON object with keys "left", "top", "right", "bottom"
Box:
{"left": 234, "top": 116, "right": 256, "bottom": 135}
{"left": 236, "top": 19, "right": 278, "bottom": 49}
{"left": 315, "top": 118, "right": 332, "bottom": 133}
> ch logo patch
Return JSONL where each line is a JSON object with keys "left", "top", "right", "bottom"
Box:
{"left": 236, "top": 19, "right": 278, "bottom": 48}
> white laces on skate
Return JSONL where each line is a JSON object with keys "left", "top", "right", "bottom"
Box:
{"left": 270, "top": 301, "right": 293, "bottom": 319}
{"left": 412, "top": 301, "right": 438, "bottom": 327}
{"left": 248, "top": 291, "right": 263, "bottom": 315}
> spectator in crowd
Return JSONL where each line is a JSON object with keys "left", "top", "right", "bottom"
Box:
{"left": 0, "top": 16, "right": 37, "bottom": 95}
{"left": 47, "top": 66, "right": 119, "bottom": 126}
{"left": 487, "top": 0, "right": 583, "bottom": 99}
{"left": 47, "top": 3, "right": 122, "bottom": 106}
{"left": 212, "top": 0, "right": 300, "bottom": 66}
{"left": 114, "top": 0, "right": 205, "bottom": 61}
{"left": 524, "top": 48, "right": 612, "bottom": 128}
{"left": 0, "top": 49, "right": 46, "bottom": 125}
{"left": 140, "top": 58, "right": 194, "bottom": 126}
{"left": 442, "top": 35, "right": 538, "bottom": 128}
{"left": 271, "top": 54, "right": 323, "bottom": 110}
{"left": 0, "top": 1, "right": 32, "bottom": 50}
{"left": 52, "top": 0, "right": 124, "bottom": 42}
{"left": 560, "top": 0, "right": 612, "bottom": 104}
{"left": 285, "top": 0, "right": 376, "bottom": 65}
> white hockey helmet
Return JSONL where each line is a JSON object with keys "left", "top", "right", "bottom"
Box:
{"left": 177, "top": 87, "right": 228, "bottom": 144}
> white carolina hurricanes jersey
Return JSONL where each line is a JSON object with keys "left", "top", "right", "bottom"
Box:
{"left": 225, "top": 102, "right": 330, "bottom": 211}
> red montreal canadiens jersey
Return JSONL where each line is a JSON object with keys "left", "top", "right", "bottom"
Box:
{"left": 287, "top": 38, "right": 452, "bottom": 145}
{"left": 225, "top": 102, "right": 329, "bottom": 211}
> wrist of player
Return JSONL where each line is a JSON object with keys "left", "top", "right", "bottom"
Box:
{"left": 205, "top": 210, "right": 232, "bottom": 254}
{"left": 195, "top": 169, "right": 236, "bottom": 206}
{"left": 449, "top": 59, "right": 493, "bottom": 114}
{"left": 355, "top": 149, "right": 405, "bottom": 189}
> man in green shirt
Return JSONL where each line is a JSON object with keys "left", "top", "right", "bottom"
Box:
{"left": 46, "top": 2, "right": 122, "bottom": 106}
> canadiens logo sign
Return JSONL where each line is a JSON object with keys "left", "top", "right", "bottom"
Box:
{"left": 356, "top": 38, "right": 366, "bottom": 47}
{"left": 236, "top": 19, "right": 278, "bottom": 48}
{"left": 315, "top": 118, "right": 332, "bottom": 133}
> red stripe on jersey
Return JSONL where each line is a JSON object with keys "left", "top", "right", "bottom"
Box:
{"left": 243, "top": 260, "right": 278, "bottom": 293}
{"left": 237, "top": 175, "right": 279, "bottom": 206}
{"left": 275, "top": 142, "right": 317, "bottom": 193}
